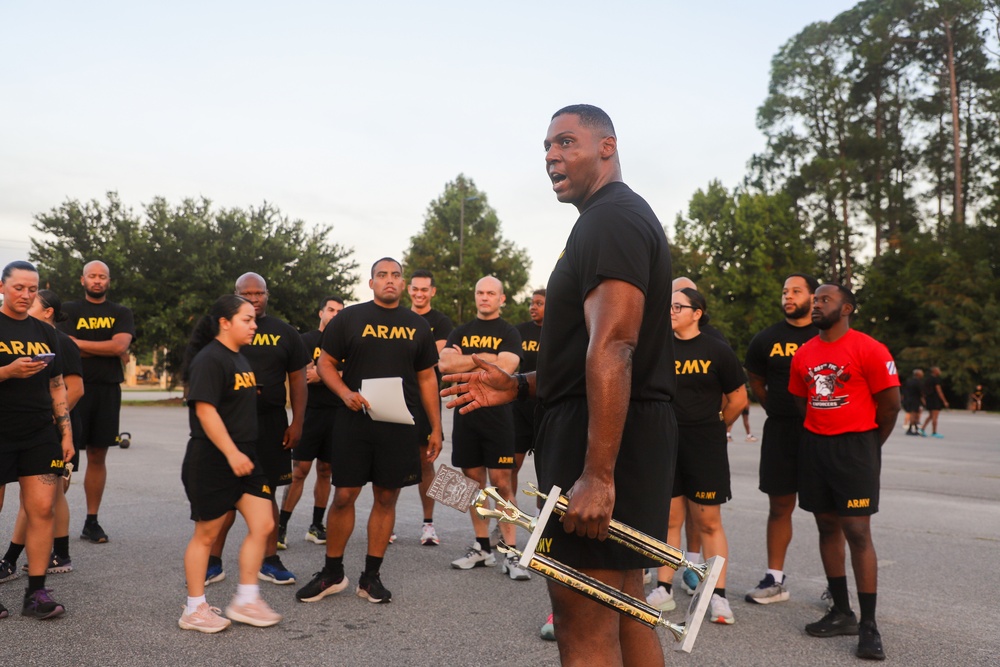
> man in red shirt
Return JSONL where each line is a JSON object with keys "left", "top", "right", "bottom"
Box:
{"left": 789, "top": 284, "right": 900, "bottom": 661}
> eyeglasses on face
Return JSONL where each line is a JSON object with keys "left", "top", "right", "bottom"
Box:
{"left": 670, "top": 303, "right": 697, "bottom": 313}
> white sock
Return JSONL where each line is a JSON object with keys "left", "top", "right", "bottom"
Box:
{"left": 767, "top": 568, "right": 784, "bottom": 582}
{"left": 233, "top": 583, "right": 259, "bottom": 606}
{"left": 186, "top": 595, "right": 206, "bottom": 614}
{"left": 685, "top": 551, "right": 704, "bottom": 565}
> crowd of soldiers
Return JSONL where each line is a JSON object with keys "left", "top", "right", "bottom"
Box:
{"left": 1, "top": 104, "right": 908, "bottom": 664}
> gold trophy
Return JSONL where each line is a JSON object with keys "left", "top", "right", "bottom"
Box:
{"left": 427, "top": 465, "right": 724, "bottom": 653}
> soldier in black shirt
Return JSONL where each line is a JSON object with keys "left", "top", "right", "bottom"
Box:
{"left": 512, "top": 288, "right": 544, "bottom": 491}
{"left": 441, "top": 106, "right": 676, "bottom": 665}
{"left": 207, "top": 273, "right": 308, "bottom": 588}
{"left": 743, "top": 273, "right": 825, "bottom": 605}
{"left": 0, "top": 261, "right": 74, "bottom": 620}
{"left": 900, "top": 369, "right": 924, "bottom": 435}
{"left": 440, "top": 277, "right": 525, "bottom": 578}
{"left": 59, "top": 260, "right": 135, "bottom": 544}
{"left": 180, "top": 295, "right": 281, "bottom": 632}
{"left": 277, "top": 296, "right": 344, "bottom": 549}
{"left": 295, "top": 258, "right": 441, "bottom": 605}
{"left": 407, "top": 269, "right": 453, "bottom": 546}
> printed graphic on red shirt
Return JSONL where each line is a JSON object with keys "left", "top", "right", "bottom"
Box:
{"left": 805, "top": 362, "right": 852, "bottom": 409}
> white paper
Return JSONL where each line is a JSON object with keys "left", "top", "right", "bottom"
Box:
{"left": 360, "top": 377, "right": 414, "bottom": 425}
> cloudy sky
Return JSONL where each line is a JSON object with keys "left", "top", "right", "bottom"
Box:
{"left": 0, "top": 1, "right": 857, "bottom": 296}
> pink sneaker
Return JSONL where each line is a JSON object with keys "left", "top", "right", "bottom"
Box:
{"left": 225, "top": 597, "right": 281, "bottom": 627}
{"left": 178, "top": 603, "right": 231, "bottom": 634}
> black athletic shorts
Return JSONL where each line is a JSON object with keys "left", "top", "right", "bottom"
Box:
{"left": 798, "top": 428, "right": 881, "bottom": 517}
{"left": 452, "top": 406, "right": 516, "bottom": 469}
{"left": 0, "top": 436, "right": 65, "bottom": 485}
{"left": 901, "top": 398, "right": 921, "bottom": 413}
{"left": 672, "top": 421, "right": 731, "bottom": 505}
{"left": 925, "top": 395, "right": 944, "bottom": 411}
{"left": 534, "top": 399, "right": 676, "bottom": 570}
{"left": 758, "top": 417, "right": 804, "bottom": 496}
{"left": 511, "top": 399, "right": 538, "bottom": 455}
{"left": 255, "top": 410, "right": 293, "bottom": 488}
{"left": 76, "top": 383, "right": 122, "bottom": 448}
{"left": 330, "top": 410, "right": 421, "bottom": 489}
{"left": 182, "top": 437, "right": 273, "bottom": 521}
{"left": 414, "top": 401, "right": 437, "bottom": 448}
{"left": 293, "top": 406, "right": 334, "bottom": 464}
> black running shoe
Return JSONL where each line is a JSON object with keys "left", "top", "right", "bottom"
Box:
{"left": 80, "top": 521, "right": 109, "bottom": 544}
{"left": 856, "top": 621, "right": 886, "bottom": 660}
{"left": 356, "top": 571, "right": 392, "bottom": 604}
{"left": 0, "top": 558, "right": 19, "bottom": 583}
{"left": 0, "top": 600, "right": 8, "bottom": 619}
{"left": 22, "top": 588, "right": 65, "bottom": 620}
{"left": 295, "top": 570, "right": 349, "bottom": 603}
{"left": 806, "top": 607, "right": 859, "bottom": 637}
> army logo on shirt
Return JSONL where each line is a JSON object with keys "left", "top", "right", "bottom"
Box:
{"left": 805, "top": 362, "right": 852, "bottom": 409}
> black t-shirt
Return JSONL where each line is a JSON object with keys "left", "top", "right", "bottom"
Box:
{"left": 321, "top": 301, "right": 438, "bottom": 415}
{"left": 420, "top": 308, "right": 453, "bottom": 383}
{"left": 515, "top": 321, "right": 542, "bottom": 374}
{"left": 536, "top": 181, "right": 675, "bottom": 404}
{"left": 242, "top": 314, "right": 309, "bottom": 412}
{"left": 0, "top": 311, "right": 64, "bottom": 447}
{"left": 701, "top": 323, "right": 729, "bottom": 347}
{"left": 420, "top": 308, "right": 454, "bottom": 344}
{"left": 922, "top": 375, "right": 942, "bottom": 400}
{"left": 186, "top": 340, "right": 259, "bottom": 444}
{"left": 672, "top": 334, "right": 746, "bottom": 426}
{"left": 58, "top": 299, "right": 136, "bottom": 384}
{"left": 447, "top": 317, "right": 522, "bottom": 428}
{"left": 744, "top": 320, "right": 818, "bottom": 419}
{"left": 54, "top": 328, "right": 83, "bottom": 380}
{"left": 301, "top": 329, "right": 339, "bottom": 409}
{"left": 901, "top": 377, "right": 923, "bottom": 404}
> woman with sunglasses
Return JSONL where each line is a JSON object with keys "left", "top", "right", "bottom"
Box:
{"left": 646, "top": 287, "right": 747, "bottom": 624}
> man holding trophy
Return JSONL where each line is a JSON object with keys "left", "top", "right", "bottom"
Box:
{"left": 442, "top": 104, "right": 676, "bottom": 667}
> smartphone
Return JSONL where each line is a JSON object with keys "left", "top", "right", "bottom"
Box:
{"left": 31, "top": 353, "right": 56, "bottom": 365}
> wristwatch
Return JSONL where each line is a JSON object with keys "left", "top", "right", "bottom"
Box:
{"left": 515, "top": 373, "right": 529, "bottom": 402}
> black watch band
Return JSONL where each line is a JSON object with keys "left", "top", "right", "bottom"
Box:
{"left": 515, "top": 373, "right": 529, "bottom": 402}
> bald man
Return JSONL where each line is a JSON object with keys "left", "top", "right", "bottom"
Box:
{"left": 439, "top": 277, "right": 527, "bottom": 580}
{"left": 59, "top": 260, "right": 135, "bottom": 544}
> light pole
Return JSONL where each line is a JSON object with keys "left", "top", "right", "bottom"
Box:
{"left": 457, "top": 193, "right": 478, "bottom": 321}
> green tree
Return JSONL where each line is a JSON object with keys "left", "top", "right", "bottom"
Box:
{"left": 672, "top": 181, "right": 817, "bottom": 359}
{"left": 403, "top": 174, "right": 531, "bottom": 324}
{"left": 30, "top": 192, "right": 358, "bottom": 382}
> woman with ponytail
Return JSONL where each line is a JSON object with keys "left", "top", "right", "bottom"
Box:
{"left": 178, "top": 295, "right": 281, "bottom": 633}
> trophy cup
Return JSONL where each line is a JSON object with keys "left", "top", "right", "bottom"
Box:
{"left": 427, "top": 465, "right": 724, "bottom": 653}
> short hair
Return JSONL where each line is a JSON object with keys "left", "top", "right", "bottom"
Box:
{"left": 785, "top": 273, "right": 820, "bottom": 294}
{"left": 319, "top": 295, "right": 344, "bottom": 310}
{"left": 181, "top": 295, "right": 252, "bottom": 382}
{"left": 410, "top": 269, "right": 435, "bottom": 286}
{"left": 2, "top": 260, "right": 37, "bottom": 281}
{"left": 830, "top": 284, "right": 857, "bottom": 314}
{"left": 532, "top": 288, "right": 546, "bottom": 298}
{"left": 551, "top": 104, "right": 616, "bottom": 138}
{"left": 371, "top": 257, "right": 402, "bottom": 278}
{"left": 36, "top": 289, "right": 69, "bottom": 323}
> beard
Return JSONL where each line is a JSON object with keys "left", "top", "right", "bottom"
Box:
{"left": 811, "top": 311, "right": 839, "bottom": 330}
{"left": 784, "top": 302, "right": 810, "bottom": 320}
{"left": 85, "top": 286, "right": 106, "bottom": 300}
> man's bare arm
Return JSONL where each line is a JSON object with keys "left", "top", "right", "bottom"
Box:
{"left": 873, "top": 386, "right": 901, "bottom": 445}
{"left": 561, "top": 279, "right": 644, "bottom": 541}
{"left": 73, "top": 332, "right": 132, "bottom": 358}
{"left": 438, "top": 346, "right": 499, "bottom": 374}
{"left": 747, "top": 371, "right": 768, "bottom": 411}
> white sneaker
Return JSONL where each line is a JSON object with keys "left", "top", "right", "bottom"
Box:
{"left": 225, "top": 596, "right": 281, "bottom": 627}
{"left": 645, "top": 585, "right": 676, "bottom": 612}
{"left": 745, "top": 434, "right": 759, "bottom": 442}
{"left": 420, "top": 523, "right": 440, "bottom": 546}
{"left": 708, "top": 594, "right": 735, "bottom": 625}
{"left": 178, "top": 602, "right": 231, "bottom": 634}
{"left": 501, "top": 554, "right": 531, "bottom": 581}
{"left": 451, "top": 543, "right": 496, "bottom": 569}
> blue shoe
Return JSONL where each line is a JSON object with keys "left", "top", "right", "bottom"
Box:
{"left": 682, "top": 566, "right": 701, "bottom": 594}
{"left": 259, "top": 558, "right": 296, "bottom": 585}
{"left": 931, "top": 433, "right": 944, "bottom": 439}
{"left": 205, "top": 563, "right": 225, "bottom": 586}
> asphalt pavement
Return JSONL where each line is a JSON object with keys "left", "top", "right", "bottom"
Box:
{"left": 1, "top": 404, "right": 997, "bottom": 666}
